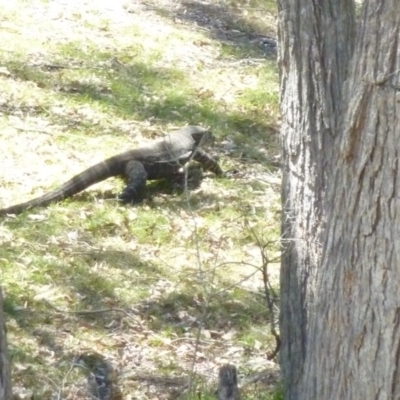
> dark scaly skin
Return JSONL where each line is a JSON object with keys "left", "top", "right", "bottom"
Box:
{"left": 0, "top": 125, "right": 223, "bottom": 215}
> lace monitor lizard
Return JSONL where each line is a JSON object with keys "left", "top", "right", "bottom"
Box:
{"left": 0, "top": 125, "right": 222, "bottom": 215}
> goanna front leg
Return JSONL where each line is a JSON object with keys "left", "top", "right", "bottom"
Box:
{"left": 118, "top": 160, "right": 148, "bottom": 204}
{"left": 193, "top": 148, "right": 223, "bottom": 176}
{"left": 170, "top": 164, "right": 204, "bottom": 191}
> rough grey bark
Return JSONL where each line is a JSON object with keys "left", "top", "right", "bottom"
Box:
{"left": 0, "top": 287, "right": 11, "bottom": 400}
{"left": 277, "top": 1, "right": 355, "bottom": 397}
{"left": 302, "top": 1, "right": 400, "bottom": 398}
{"left": 279, "top": 0, "right": 400, "bottom": 397}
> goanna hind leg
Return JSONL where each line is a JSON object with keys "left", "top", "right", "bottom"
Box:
{"left": 118, "top": 160, "right": 148, "bottom": 203}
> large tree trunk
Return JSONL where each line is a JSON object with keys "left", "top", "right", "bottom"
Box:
{"left": 301, "top": 1, "right": 400, "bottom": 398}
{"left": 278, "top": 1, "right": 355, "bottom": 398}
{"left": 279, "top": 0, "right": 400, "bottom": 398}
{"left": 0, "top": 287, "right": 11, "bottom": 400}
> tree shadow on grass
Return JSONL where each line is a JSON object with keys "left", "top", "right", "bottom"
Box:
{"left": 3, "top": 247, "right": 162, "bottom": 329}
{"left": 4, "top": 240, "right": 270, "bottom": 333}
{"left": 137, "top": 288, "right": 270, "bottom": 334}
{"left": 2, "top": 54, "right": 276, "bottom": 146}
{"left": 143, "top": 0, "right": 278, "bottom": 59}
{"left": 3, "top": 237, "right": 275, "bottom": 398}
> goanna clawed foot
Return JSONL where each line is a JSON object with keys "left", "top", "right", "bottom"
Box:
{"left": 118, "top": 187, "right": 145, "bottom": 204}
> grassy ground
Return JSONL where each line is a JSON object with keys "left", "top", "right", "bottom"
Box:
{"left": 0, "top": 0, "right": 281, "bottom": 398}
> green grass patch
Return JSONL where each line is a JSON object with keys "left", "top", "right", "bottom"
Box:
{"left": 0, "top": 0, "right": 281, "bottom": 398}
